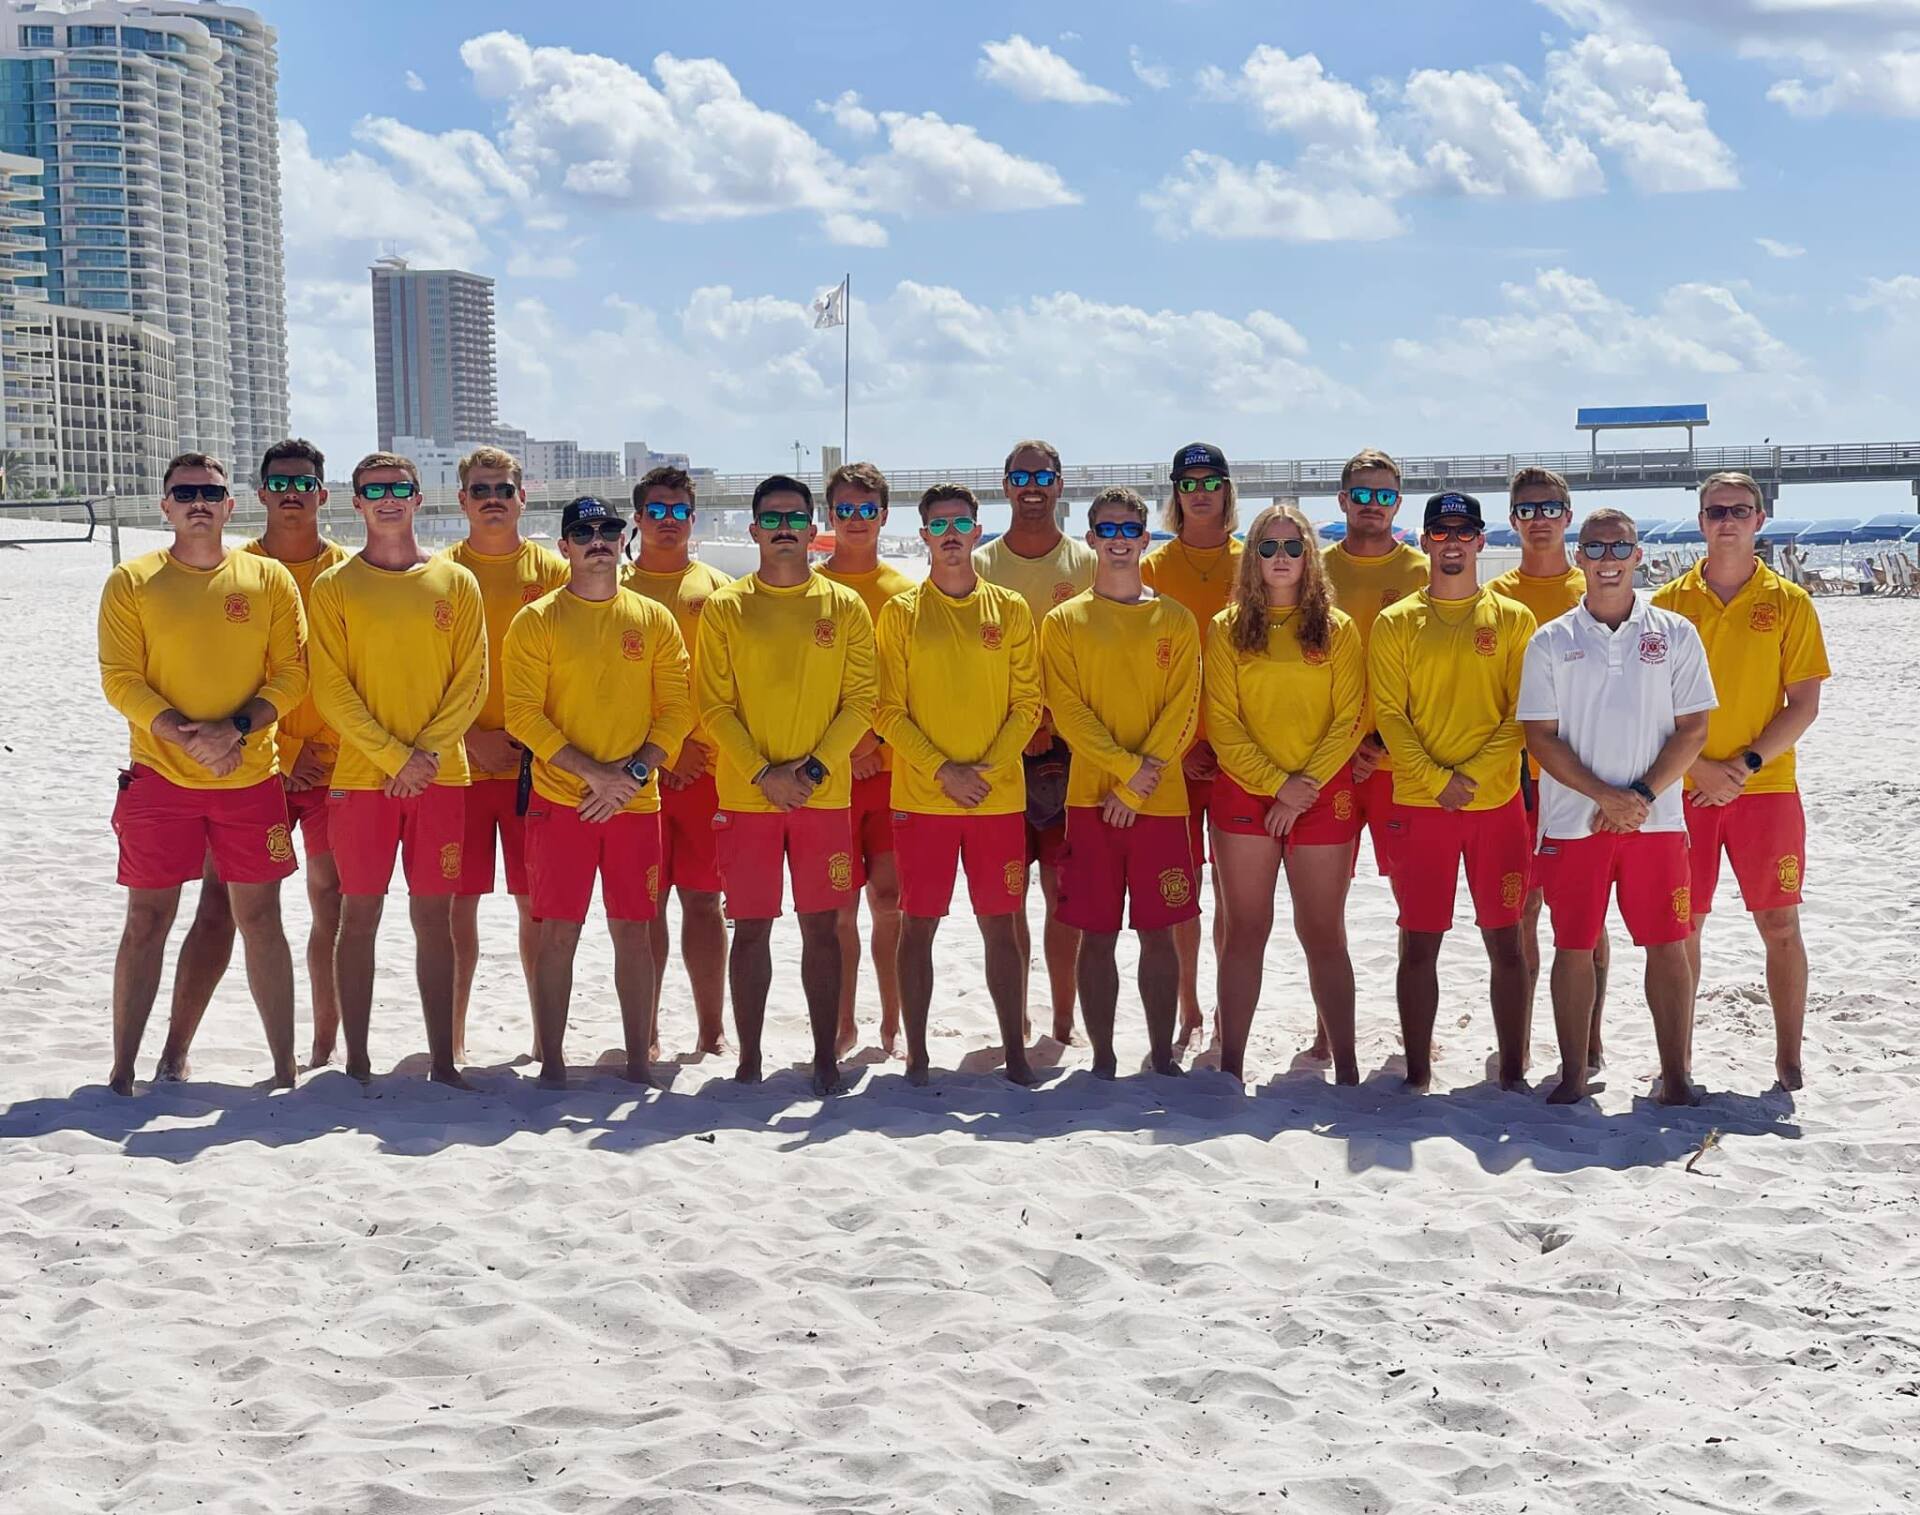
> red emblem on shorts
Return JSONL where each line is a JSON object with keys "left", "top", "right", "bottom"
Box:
{"left": 620, "top": 628, "right": 646, "bottom": 661}
{"left": 646, "top": 864, "right": 661, "bottom": 903}
{"left": 223, "top": 593, "right": 250, "bottom": 623}
{"left": 1776, "top": 854, "right": 1801, "bottom": 893}
{"left": 980, "top": 622, "right": 1004, "bottom": 651}
{"left": 433, "top": 599, "right": 454, "bottom": 632}
{"left": 813, "top": 618, "right": 837, "bottom": 649}
{"left": 264, "top": 824, "right": 293, "bottom": 862}
{"left": 1003, "top": 860, "right": 1024, "bottom": 897}
{"left": 1501, "top": 870, "right": 1525, "bottom": 909}
{"left": 1158, "top": 868, "right": 1193, "bottom": 908}
{"left": 439, "top": 842, "right": 462, "bottom": 879}
{"left": 1637, "top": 631, "right": 1669, "bottom": 664}
{"left": 1051, "top": 581, "right": 1075, "bottom": 605}
{"left": 1670, "top": 886, "right": 1691, "bottom": 923}
{"left": 1154, "top": 637, "right": 1172, "bottom": 670}
{"left": 1331, "top": 789, "right": 1354, "bottom": 821}
{"left": 1473, "top": 626, "right": 1498, "bottom": 657}
{"left": 827, "top": 850, "right": 854, "bottom": 891}
{"left": 521, "top": 582, "right": 545, "bottom": 604}
{"left": 1749, "top": 602, "right": 1779, "bottom": 632}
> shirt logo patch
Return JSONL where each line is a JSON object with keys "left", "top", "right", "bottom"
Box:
{"left": 1331, "top": 789, "right": 1355, "bottom": 821}
{"left": 1051, "top": 581, "right": 1075, "bottom": 605}
{"left": 521, "top": 582, "right": 545, "bottom": 604}
{"left": 1303, "top": 644, "right": 1328, "bottom": 666}
{"left": 1501, "top": 870, "right": 1525, "bottom": 909}
{"left": 1474, "top": 626, "right": 1499, "bottom": 657}
{"left": 432, "top": 599, "right": 454, "bottom": 632}
{"left": 826, "top": 850, "right": 854, "bottom": 891}
{"left": 1671, "top": 885, "right": 1692, "bottom": 923}
{"left": 1154, "top": 636, "right": 1172, "bottom": 670}
{"left": 1003, "top": 859, "right": 1025, "bottom": 897}
{"left": 439, "top": 842, "right": 463, "bottom": 879}
{"left": 1638, "top": 631, "right": 1669, "bottom": 665}
{"left": 813, "top": 617, "right": 838, "bottom": 649}
{"left": 1749, "top": 602, "right": 1779, "bottom": 632}
{"left": 980, "top": 622, "right": 1004, "bottom": 651}
{"left": 1158, "top": 867, "right": 1193, "bottom": 908}
{"left": 620, "top": 628, "right": 646, "bottom": 661}
{"left": 686, "top": 597, "right": 708, "bottom": 615}
{"left": 1562, "top": 650, "right": 1586, "bottom": 662}
{"left": 223, "top": 593, "right": 251, "bottom": 623}
{"left": 1776, "top": 853, "right": 1801, "bottom": 893}
{"left": 264, "top": 823, "right": 293, "bottom": 863}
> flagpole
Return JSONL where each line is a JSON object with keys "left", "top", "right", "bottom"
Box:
{"left": 842, "top": 272, "right": 850, "bottom": 459}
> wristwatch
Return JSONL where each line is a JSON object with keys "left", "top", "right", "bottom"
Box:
{"left": 1629, "top": 779, "right": 1656, "bottom": 804}
{"left": 231, "top": 711, "right": 253, "bottom": 745}
{"left": 801, "top": 755, "right": 829, "bottom": 785}
{"left": 1741, "top": 749, "right": 1764, "bottom": 773}
{"left": 623, "top": 755, "right": 653, "bottom": 786}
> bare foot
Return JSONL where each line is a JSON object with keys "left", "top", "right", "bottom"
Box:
{"left": 1175, "top": 1010, "right": 1204, "bottom": 1050}
{"left": 1402, "top": 1067, "right": 1432, "bottom": 1093}
{"left": 154, "top": 1051, "right": 189, "bottom": 1082}
{"left": 812, "top": 1061, "right": 843, "bottom": 1097}
{"left": 1003, "top": 1060, "right": 1039, "bottom": 1087}
{"left": 269, "top": 1060, "right": 298, "bottom": 1092}
{"left": 1150, "top": 1056, "right": 1187, "bottom": 1078}
{"left": 1776, "top": 1062, "right": 1804, "bottom": 1092}
{"left": 905, "top": 1060, "right": 930, "bottom": 1087}
{"left": 536, "top": 1062, "right": 567, "bottom": 1090}
{"left": 1587, "top": 1044, "right": 1606, "bottom": 1074}
{"left": 1299, "top": 1039, "right": 1332, "bottom": 1065}
{"left": 304, "top": 1044, "right": 337, "bottom": 1072}
{"left": 1092, "top": 1055, "right": 1117, "bottom": 1081}
{"left": 450, "top": 1044, "right": 469, "bottom": 1068}
{"left": 696, "top": 1034, "right": 731, "bottom": 1057}
{"left": 1545, "top": 1077, "right": 1587, "bottom": 1105}
{"left": 734, "top": 1055, "right": 763, "bottom": 1085}
{"left": 1333, "top": 1058, "right": 1360, "bottom": 1087}
{"left": 345, "top": 1057, "right": 373, "bottom": 1085}
{"left": 1498, "top": 1072, "right": 1529, "bottom": 1093}
{"left": 648, "top": 1041, "right": 662, "bottom": 1064}
{"left": 107, "top": 1066, "right": 135, "bottom": 1097}
{"left": 882, "top": 1032, "right": 904, "bottom": 1062}
{"left": 1050, "top": 1018, "right": 1078, "bottom": 1046}
{"left": 834, "top": 1022, "right": 858, "bottom": 1060}
{"left": 1221, "top": 1060, "right": 1246, "bottom": 1085}
{"left": 428, "top": 1064, "right": 475, "bottom": 1092}
{"left": 623, "top": 1059, "right": 657, "bottom": 1088}
{"left": 1655, "top": 1074, "right": 1700, "bottom": 1107}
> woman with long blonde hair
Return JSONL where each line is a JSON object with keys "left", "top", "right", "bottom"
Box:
{"left": 1203, "top": 503, "right": 1366, "bottom": 1083}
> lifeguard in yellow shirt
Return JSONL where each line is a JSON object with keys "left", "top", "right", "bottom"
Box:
{"left": 1370, "top": 491, "right": 1537, "bottom": 1090}
{"left": 309, "top": 452, "right": 486, "bottom": 1089}
{"left": 1140, "top": 441, "right": 1244, "bottom": 1048}
{"left": 623, "top": 465, "right": 732, "bottom": 1057}
{"left": 97, "top": 451, "right": 308, "bottom": 1095}
{"left": 875, "top": 484, "right": 1042, "bottom": 1086}
{"left": 503, "top": 496, "right": 693, "bottom": 1088}
{"left": 157, "top": 437, "right": 350, "bottom": 1079}
{"left": 440, "top": 445, "right": 568, "bottom": 1063}
{"left": 1041, "top": 486, "right": 1201, "bottom": 1080}
{"left": 696, "top": 474, "right": 877, "bottom": 1095}
{"left": 818, "top": 460, "right": 913, "bottom": 1060}
{"left": 1653, "top": 471, "right": 1830, "bottom": 1091}
{"left": 1205, "top": 505, "right": 1365, "bottom": 1087}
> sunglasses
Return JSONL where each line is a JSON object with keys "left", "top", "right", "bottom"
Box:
{"left": 262, "top": 474, "right": 319, "bottom": 495}
{"left": 1578, "top": 540, "right": 1637, "bottom": 560}
{"left": 358, "top": 481, "right": 418, "bottom": 501}
{"left": 1704, "top": 503, "right": 1756, "bottom": 521}
{"left": 1177, "top": 475, "right": 1227, "bottom": 495}
{"left": 833, "top": 500, "right": 882, "bottom": 521}
{"left": 642, "top": 501, "right": 693, "bottom": 522}
{"left": 1092, "top": 519, "right": 1146, "bottom": 540}
{"left": 168, "top": 483, "right": 230, "bottom": 504}
{"left": 925, "top": 515, "right": 977, "bottom": 536}
{"left": 1256, "top": 536, "right": 1306, "bottom": 559}
{"left": 758, "top": 510, "right": 812, "bottom": 531}
{"left": 565, "top": 521, "right": 626, "bottom": 544}
{"left": 1346, "top": 487, "right": 1400, "bottom": 508}
{"left": 1513, "top": 501, "right": 1568, "bottom": 521}
{"left": 1426, "top": 524, "right": 1481, "bottom": 542}
{"left": 465, "top": 481, "right": 518, "bottom": 501}
{"left": 1007, "top": 469, "right": 1059, "bottom": 489}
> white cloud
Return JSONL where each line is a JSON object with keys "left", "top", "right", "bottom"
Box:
{"left": 1129, "top": 46, "right": 1172, "bottom": 91}
{"left": 1756, "top": 236, "right": 1806, "bottom": 259}
{"left": 404, "top": 69, "right": 425, "bottom": 93}
{"left": 1848, "top": 274, "right": 1920, "bottom": 314}
{"left": 859, "top": 111, "right": 1079, "bottom": 213}
{"left": 815, "top": 89, "right": 878, "bottom": 138}
{"left": 822, "top": 212, "right": 888, "bottom": 248}
{"left": 1402, "top": 68, "right": 1604, "bottom": 197}
{"left": 505, "top": 248, "right": 580, "bottom": 278}
{"left": 1543, "top": 34, "right": 1738, "bottom": 191}
{"left": 1143, "top": 151, "right": 1405, "bottom": 242}
{"left": 977, "top": 34, "right": 1124, "bottom": 106}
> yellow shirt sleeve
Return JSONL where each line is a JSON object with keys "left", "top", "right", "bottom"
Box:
{"left": 874, "top": 596, "right": 944, "bottom": 778}
{"left": 414, "top": 571, "right": 489, "bottom": 763}
{"left": 816, "top": 595, "right": 877, "bottom": 770}
{"left": 1459, "top": 599, "right": 1532, "bottom": 791}
{"left": 258, "top": 564, "right": 310, "bottom": 723}
{"left": 308, "top": 568, "right": 412, "bottom": 779}
{"left": 1368, "top": 609, "right": 1451, "bottom": 802}
{"left": 97, "top": 565, "right": 172, "bottom": 735}
{"left": 981, "top": 597, "right": 1042, "bottom": 773}
{"left": 1203, "top": 615, "right": 1284, "bottom": 797}
{"left": 1041, "top": 608, "right": 1146, "bottom": 789}
{"left": 501, "top": 605, "right": 565, "bottom": 764}
{"left": 647, "top": 617, "right": 695, "bottom": 769}
{"left": 1781, "top": 590, "right": 1831, "bottom": 686}
{"left": 695, "top": 591, "right": 767, "bottom": 786}
{"left": 1302, "top": 614, "right": 1366, "bottom": 786}
{"left": 1124, "top": 607, "right": 1201, "bottom": 807}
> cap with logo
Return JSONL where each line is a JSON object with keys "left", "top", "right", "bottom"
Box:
{"left": 561, "top": 495, "right": 617, "bottom": 534}
{"left": 1171, "top": 442, "right": 1230, "bottom": 480}
{"left": 1423, "top": 491, "right": 1486, "bottom": 530}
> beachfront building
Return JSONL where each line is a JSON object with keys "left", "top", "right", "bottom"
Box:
{"left": 48, "top": 298, "right": 174, "bottom": 496}
{"left": 0, "top": 1, "right": 289, "bottom": 469}
{"left": 0, "top": 148, "right": 56, "bottom": 490}
{"left": 624, "top": 440, "right": 691, "bottom": 477}
{"left": 577, "top": 447, "right": 617, "bottom": 479}
{"left": 371, "top": 256, "right": 498, "bottom": 455}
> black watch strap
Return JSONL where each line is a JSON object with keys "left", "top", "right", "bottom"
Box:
{"left": 1629, "top": 779, "right": 1656, "bottom": 803}
{"left": 1742, "top": 749, "right": 1764, "bottom": 772}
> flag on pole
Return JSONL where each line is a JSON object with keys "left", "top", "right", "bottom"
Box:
{"left": 812, "top": 278, "right": 848, "bottom": 329}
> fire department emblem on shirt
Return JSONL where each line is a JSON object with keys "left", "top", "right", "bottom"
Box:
{"left": 1474, "top": 626, "right": 1499, "bottom": 657}
{"left": 1749, "top": 602, "right": 1779, "bottom": 632}
{"left": 1331, "top": 788, "right": 1355, "bottom": 821}
{"left": 264, "top": 824, "right": 293, "bottom": 863}
{"left": 620, "top": 628, "right": 646, "bottom": 660}
{"left": 980, "top": 622, "right": 1004, "bottom": 650}
{"left": 521, "top": 582, "right": 545, "bottom": 604}
{"left": 813, "top": 618, "right": 837, "bottom": 649}
{"left": 1051, "top": 581, "right": 1075, "bottom": 604}
{"left": 439, "top": 842, "right": 462, "bottom": 879}
{"left": 1003, "top": 859, "right": 1024, "bottom": 896}
{"left": 223, "top": 593, "right": 250, "bottom": 623}
{"left": 1158, "top": 868, "right": 1193, "bottom": 908}
{"left": 827, "top": 850, "right": 854, "bottom": 891}
{"left": 433, "top": 599, "right": 454, "bottom": 632}
{"left": 1501, "top": 870, "right": 1525, "bottom": 909}
{"left": 1670, "top": 886, "right": 1692, "bottom": 923}
{"left": 1154, "top": 637, "right": 1172, "bottom": 669}
{"left": 1776, "top": 853, "right": 1801, "bottom": 893}
{"left": 646, "top": 864, "right": 660, "bottom": 903}
{"left": 1303, "top": 644, "right": 1327, "bottom": 666}
{"left": 1638, "top": 631, "right": 1669, "bottom": 665}
{"left": 687, "top": 597, "right": 708, "bottom": 616}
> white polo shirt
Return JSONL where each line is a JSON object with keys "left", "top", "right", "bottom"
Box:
{"left": 1517, "top": 592, "right": 1717, "bottom": 839}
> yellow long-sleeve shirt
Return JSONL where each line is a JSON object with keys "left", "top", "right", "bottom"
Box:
{"left": 973, "top": 534, "right": 1097, "bottom": 626}
{"left": 819, "top": 559, "right": 915, "bottom": 772}
{"left": 308, "top": 555, "right": 488, "bottom": 790}
{"left": 501, "top": 587, "right": 694, "bottom": 814}
{"left": 1203, "top": 606, "right": 1365, "bottom": 795}
{"left": 622, "top": 557, "right": 733, "bottom": 748}
{"left": 695, "top": 572, "right": 877, "bottom": 813}
{"left": 874, "top": 578, "right": 1041, "bottom": 815}
{"left": 1322, "top": 540, "right": 1429, "bottom": 766}
{"left": 98, "top": 547, "right": 309, "bottom": 790}
{"left": 1368, "top": 587, "right": 1535, "bottom": 810}
{"left": 1487, "top": 562, "right": 1585, "bottom": 780}
{"left": 1142, "top": 537, "right": 1243, "bottom": 743}
{"left": 1652, "top": 560, "right": 1830, "bottom": 794}
{"left": 440, "top": 538, "right": 570, "bottom": 779}
{"left": 1040, "top": 591, "right": 1201, "bottom": 816}
{"left": 245, "top": 539, "right": 348, "bottom": 776}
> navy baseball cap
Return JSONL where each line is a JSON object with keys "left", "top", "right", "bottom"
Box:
{"left": 1172, "top": 442, "right": 1229, "bottom": 479}
{"left": 560, "top": 495, "right": 618, "bottom": 534}
{"left": 1423, "top": 491, "right": 1485, "bottom": 529}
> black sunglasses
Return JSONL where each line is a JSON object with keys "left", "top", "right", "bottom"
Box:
{"left": 262, "top": 474, "right": 319, "bottom": 494}
{"left": 1578, "top": 540, "right": 1637, "bottom": 560}
{"left": 466, "top": 481, "right": 518, "bottom": 500}
{"left": 1256, "top": 536, "right": 1306, "bottom": 559}
{"left": 169, "top": 483, "right": 230, "bottom": 504}
{"left": 1177, "top": 476, "right": 1227, "bottom": 495}
{"left": 1513, "top": 501, "right": 1568, "bottom": 521}
{"left": 1703, "top": 503, "right": 1756, "bottom": 521}
{"left": 642, "top": 501, "right": 692, "bottom": 522}
{"left": 1007, "top": 469, "right": 1059, "bottom": 489}
{"left": 1426, "top": 524, "right": 1482, "bottom": 542}
{"left": 565, "top": 521, "right": 626, "bottom": 544}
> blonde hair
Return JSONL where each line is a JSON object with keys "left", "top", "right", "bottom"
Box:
{"left": 352, "top": 451, "right": 420, "bottom": 493}
{"left": 1162, "top": 474, "right": 1240, "bottom": 535}
{"left": 1087, "top": 484, "right": 1148, "bottom": 525}
{"left": 826, "top": 460, "right": 890, "bottom": 510}
{"left": 1229, "top": 504, "right": 1334, "bottom": 657}
{"left": 1341, "top": 448, "right": 1401, "bottom": 488}
{"left": 1508, "top": 465, "right": 1569, "bottom": 502}
{"left": 1698, "top": 471, "right": 1764, "bottom": 510}
{"left": 459, "top": 445, "right": 523, "bottom": 488}
{"left": 1578, "top": 506, "right": 1638, "bottom": 542}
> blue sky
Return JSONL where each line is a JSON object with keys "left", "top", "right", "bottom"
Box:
{"left": 273, "top": 0, "right": 1920, "bottom": 520}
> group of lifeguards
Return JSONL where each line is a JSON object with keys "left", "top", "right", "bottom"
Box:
{"left": 97, "top": 436, "right": 1827, "bottom": 1104}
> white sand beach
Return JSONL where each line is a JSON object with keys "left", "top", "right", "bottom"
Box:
{"left": 2, "top": 526, "right": 1916, "bottom": 1513}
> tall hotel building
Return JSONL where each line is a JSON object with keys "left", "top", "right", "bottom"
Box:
{"left": 371, "top": 256, "right": 499, "bottom": 455}
{"left": 0, "top": 1, "right": 287, "bottom": 474}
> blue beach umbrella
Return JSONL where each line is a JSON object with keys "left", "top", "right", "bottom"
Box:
{"left": 1850, "top": 512, "right": 1920, "bottom": 543}
{"left": 1754, "top": 517, "right": 1814, "bottom": 542}
{"left": 1795, "top": 517, "right": 1860, "bottom": 545}
{"left": 1482, "top": 524, "right": 1521, "bottom": 546}
{"left": 1648, "top": 519, "right": 1706, "bottom": 545}
{"left": 1318, "top": 519, "right": 1348, "bottom": 542}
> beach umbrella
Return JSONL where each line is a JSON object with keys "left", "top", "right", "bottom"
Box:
{"left": 1318, "top": 520, "right": 1347, "bottom": 542}
{"left": 1393, "top": 526, "right": 1420, "bottom": 545}
{"left": 1648, "top": 519, "right": 1706, "bottom": 545}
{"left": 1850, "top": 512, "right": 1920, "bottom": 542}
{"left": 1482, "top": 524, "right": 1521, "bottom": 547}
{"left": 1794, "top": 517, "right": 1860, "bottom": 545}
{"left": 1904, "top": 524, "right": 1920, "bottom": 544}
{"left": 1754, "top": 516, "right": 1814, "bottom": 542}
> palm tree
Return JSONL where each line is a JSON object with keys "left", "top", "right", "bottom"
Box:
{"left": 0, "top": 448, "right": 33, "bottom": 498}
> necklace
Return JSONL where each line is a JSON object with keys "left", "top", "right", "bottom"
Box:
{"left": 1176, "top": 537, "right": 1228, "bottom": 584}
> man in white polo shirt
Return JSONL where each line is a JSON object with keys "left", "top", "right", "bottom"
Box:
{"left": 1519, "top": 508, "right": 1717, "bottom": 1107}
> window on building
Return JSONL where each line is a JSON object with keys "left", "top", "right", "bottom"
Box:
{"left": 66, "top": 26, "right": 119, "bottom": 48}
{"left": 20, "top": 25, "right": 54, "bottom": 47}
